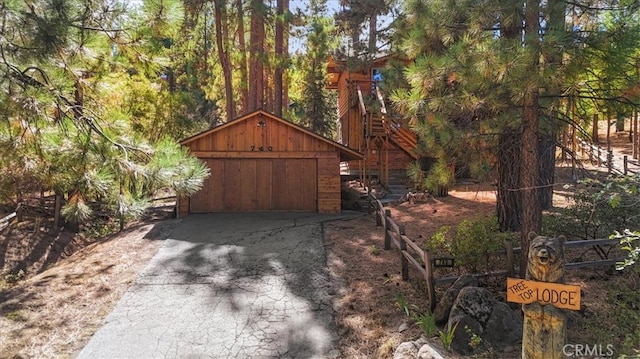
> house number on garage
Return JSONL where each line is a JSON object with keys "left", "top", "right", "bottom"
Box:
{"left": 506, "top": 278, "right": 581, "bottom": 311}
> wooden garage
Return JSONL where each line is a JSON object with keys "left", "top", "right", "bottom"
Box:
{"left": 177, "top": 110, "right": 362, "bottom": 215}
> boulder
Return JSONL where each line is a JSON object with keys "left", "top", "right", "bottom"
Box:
{"left": 393, "top": 338, "right": 445, "bottom": 359}
{"left": 448, "top": 286, "right": 495, "bottom": 325}
{"left": 417, "top": 343, "right": 446, "bottom": 359}
{"left": 446, "top": 314, "right": 484, "bottom": 355}
{"left": 434, "top": 274, "right": 478, "bottom": 324}
{"left": 484, "top": 302, "right": 522, "bottom": 348}
{"left": 446, "top": 286, "right": 522, "bottom": 355}
{"left": 394, "top": 341, "right": 420, "bottom": 359}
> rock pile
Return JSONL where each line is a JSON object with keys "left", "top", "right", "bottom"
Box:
{"left": 393, "top": 276, "right": 522, "bottom": 358}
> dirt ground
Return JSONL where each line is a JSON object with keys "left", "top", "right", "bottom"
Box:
{"left": 0, "top": 221, "right": 170, "bottom": 358}
{"left": 0, "top": 123, "right": 638, "bottom": 358}
{"left": 325, "top": 184, "right": 498, "bottom": 358}
{"left": 0, "top": 182, "right": 635, "bottom": 359}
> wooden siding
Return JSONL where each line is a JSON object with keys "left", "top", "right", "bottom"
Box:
{"left": 317, "top": 155, "right": 341, "bottom": 213}
{"left": 365, "top": 147, "right": 415, "bottom": 171}
{"left": 187, "top": 113, "right": 338, "bottom": 154}
{"left": 190, "top": 158, "right": 317, "bottom": 212}
{"left": 338, "top": 75, "right": 350, "bottom": 120}
{"left": 345, "top": 142, "right": 415, "bottom": 173}
{"left": 178, "top": 111, "right": 358, "bottom": 215}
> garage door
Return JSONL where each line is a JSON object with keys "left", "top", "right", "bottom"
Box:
{"left": 190, "top": 158, "right": 317, "bottom": 212}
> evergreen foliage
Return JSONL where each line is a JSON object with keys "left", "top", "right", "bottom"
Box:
{"left": 288, "top": 0, "right": 337, "bottom": 138}
{"left": 0, "top": 0, "right": 208, "bottom": 230}
{"left": 388, "top": 0, "right": 640, "bottom": 234}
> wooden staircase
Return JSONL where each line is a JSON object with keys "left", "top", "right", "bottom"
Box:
{"left": 383, "top": 117, "right": 419, "bottom": 160}
{"left": 357, "top": 85, "right": 419, "bottom": 160}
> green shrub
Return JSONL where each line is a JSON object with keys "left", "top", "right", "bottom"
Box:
{"left": 426, "top": 216, "right": 515, "bottom": 273}
{"left": 545, "top": 177, "right": 640, "bottom": 240}
{"left": 426, "top": 226, "right": 452, "bottom": 255}
{"left": 423, "top": 159, "right": 454, "bottom": 196}
{"left": 612, "top": 230, "right": 640, "bottom": 272}
{"left": 451, "top": 216, "right": 514, "bottom": 272}
{"left": 407, "top": 159, "right": 454, "bottom": 196}
{"left": 407, "top": 161, "right": 425, "bottom": 191}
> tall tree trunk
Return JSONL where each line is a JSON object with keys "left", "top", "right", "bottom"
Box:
{"left": 214, "top": 0, "right": 235, "bottom": 121}
{"left": 274, "top": 0, "right": 284, "bottom": 116}
{"left": 248, "top": 0, "right": 265, "bottom": 111}
{"left": 520, "top": 0, "right": 542, "bottom": 277}
{"left": 496, "top": 1, "right": 524, "bottom": 232}
{"left": 237, "top": 0, "right": 249, "bottom": 114}
{"left": 283, "top": 0, "right": 289, "bottom": 110}
{"left": 497, "top": 130, "right": 522, "bottom": 232}
{"left": 264, "top": 62, "right": 273, "bottom": 112}
{"left": 538, "top": 0, "right": 566, "bottom": 210}
{"left": 368, "top": 14, "right": 377, "bottom": 55}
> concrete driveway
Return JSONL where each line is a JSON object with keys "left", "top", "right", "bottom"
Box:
{"left": 77, "top": 212, "right": 360, "bottom": 359}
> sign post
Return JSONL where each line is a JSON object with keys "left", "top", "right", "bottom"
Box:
{"left": 509, "top": 233, "right": 581, "bottom": 359}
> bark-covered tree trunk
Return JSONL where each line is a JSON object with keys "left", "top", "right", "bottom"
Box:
{"left": 274, "top": 0, "right": 284, "bottom": 116}
{"left": 496, "top": 0, "right": 524, "bottom": 232}
{"left": 248, "top": 0, "right": 265, "bottom": 111}
{"left": 282, "top": 0, "right": 289, "bottom": 111}
{"left": 368, "top": 14, "right": 377, "bottom": 55}
{"left": 538, "top": 0, "right": 565, "bottom": 210}
{"left": 520, "top": 0, "right": 542, "bottom": 277}
{"left": 214, "top": 0, "right": 235, "bottom": 121}
{"left": 497, "top": 130, "right": 522, "bottom": 232}
{"left": 237, "top": 0, "right": 249, "bottom": 114}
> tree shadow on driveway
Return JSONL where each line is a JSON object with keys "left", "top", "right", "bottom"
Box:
{"left": 79, "top": 212, "right": 363, "bottom": 359}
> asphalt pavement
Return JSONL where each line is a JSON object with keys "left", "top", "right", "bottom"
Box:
{"left": 76, "top": 212, "right": 361, "bottom": 359}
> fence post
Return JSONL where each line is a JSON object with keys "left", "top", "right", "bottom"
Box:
{"left": 383, "top": 210, "right": 392, "bottom": 250}
{"left": 504, "top": 239, "right": 514, "bottom": 277}
{"left": 624, "top": 155, "right": 629, "bottom": 175}
{"left": 423, "top": 250, "right": 436, "bottom": 312}
{"left": 399, "top": 225, "right": 408, "bottom": 280}
{"left": 607, "top": 150, "right": 613, "bottom": 173}
{"left": 375, "top": 200, "right": 382, "bottom": 226}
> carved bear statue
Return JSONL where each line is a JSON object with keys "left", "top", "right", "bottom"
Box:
{"left": 522, "top": 232, "right": 567, "bottom": 359}
{"left": 526, "top": 232, "right": 566, "bottom": 282}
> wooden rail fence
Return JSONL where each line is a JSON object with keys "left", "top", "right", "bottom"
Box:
{"left": 369, "top": 193, "right": 437, "bottom": 311}
{"left": 368, "top": 193, "right": 626, "bottom": 311}
{"left": 0, "top": 212, "right": 16, "bottom": 232}
{"left": 578, "top": 138, "right": 640, "bottom": 175}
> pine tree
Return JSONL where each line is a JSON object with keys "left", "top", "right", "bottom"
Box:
{"left": 389, "top": 0, "right": 640, "bottom": 275}
{"left": 289, "top": 0, "right": 336, "bottom": 138}
{"left": 335, "top": 0, "right": 394, "bottom": 56}
{"left": 0, "top": 0, "right": 209, "bottom": 231}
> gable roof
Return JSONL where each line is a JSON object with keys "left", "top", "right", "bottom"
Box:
{"left": 180, "top": 110, "right": 363, "bottom": 161}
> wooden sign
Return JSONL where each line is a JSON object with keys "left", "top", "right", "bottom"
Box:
{"left": 432, "top": 257, "right": 455, "bottom": 268}
{"left": 506, "top": 278, "right": 581, "bottom": 311}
